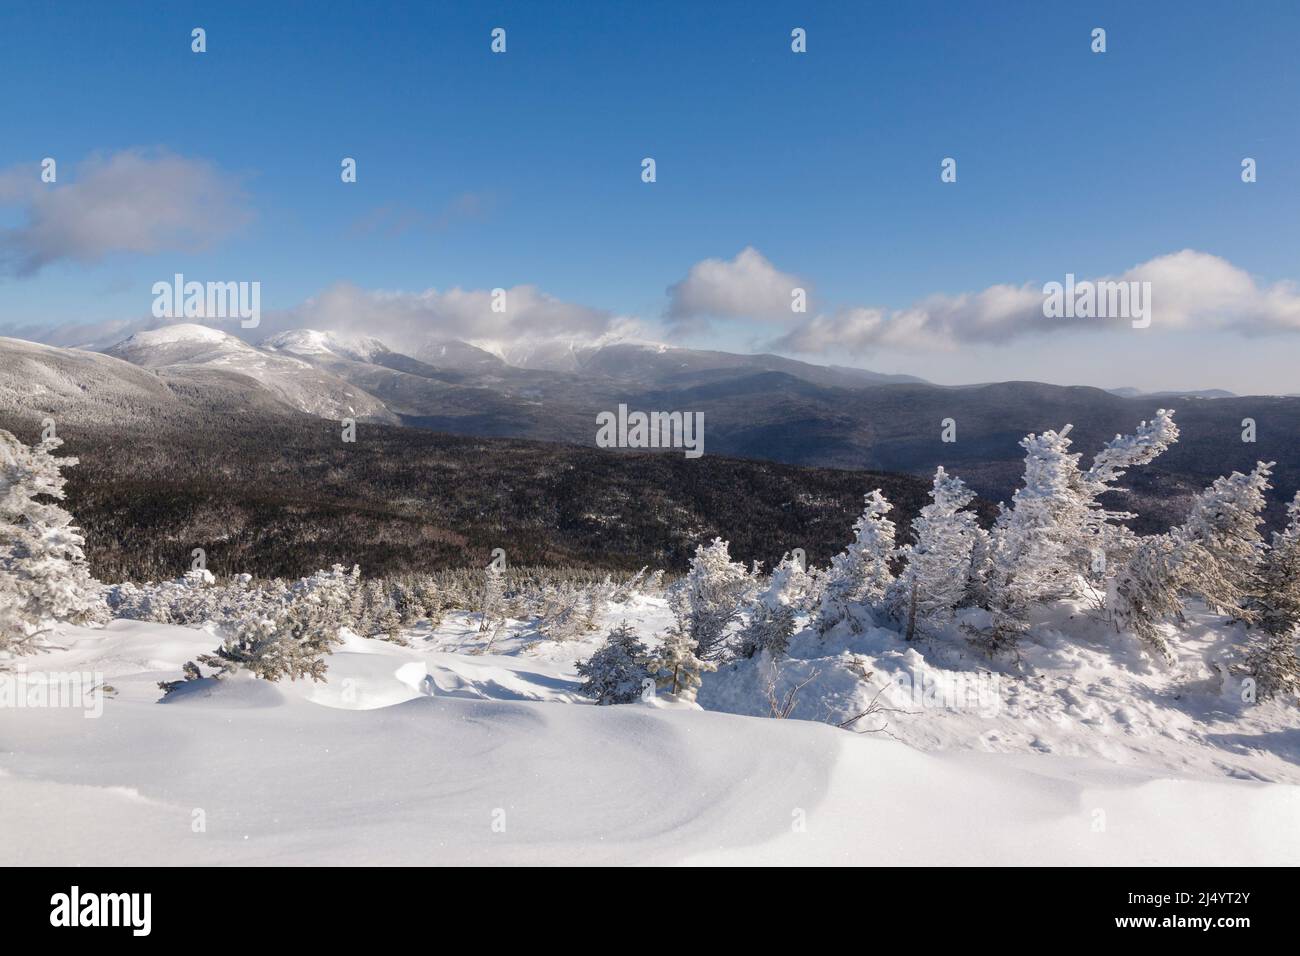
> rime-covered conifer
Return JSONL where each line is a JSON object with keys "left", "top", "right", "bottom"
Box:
{"left": 576, "top": 622, "right": 653, "bottom": 704}
{"left": 669, "top": 538, "right": 755, "bottom": 660}
{"left": 0, "top": 430, "right": 104, "bottom": 656}
{"left": 739, "top": 553, "right": 810, "bottom": 659}
{"left": 889, "top": 467, "right": 981, "bottom": 638}
{"left": 651, "top": 626, "right": 716, "bottom": 702}
{"left": 815, "top": 490, "right": 896, "bottom": 634}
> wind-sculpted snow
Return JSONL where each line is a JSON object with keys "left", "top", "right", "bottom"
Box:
{"left": 3, "top": 602, "right": 1298, "bottom": 865}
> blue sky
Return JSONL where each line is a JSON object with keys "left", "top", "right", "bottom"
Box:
{"left": 1, "top": 0, "right": 1298, "bottom": 391}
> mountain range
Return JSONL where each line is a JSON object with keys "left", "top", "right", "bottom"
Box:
{"left": 4, "top": 322, "right": 1300, "bottom": 572}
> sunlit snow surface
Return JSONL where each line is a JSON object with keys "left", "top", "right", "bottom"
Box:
{"left": 2, "top": 595, "right": 1297, "bottom": 865}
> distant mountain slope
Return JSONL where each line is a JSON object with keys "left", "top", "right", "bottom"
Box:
{"left": 518, "top": 341, "right": 928, "bottom": 388}
{"left": 1108, "top": 386, "right": 1238, "bottom": 400}
{"left": 105, "top": 324, "right": 395, "bottom": 422}
{"left": 9, "top": 327, "right": 1300, "bottom": 539}
{"left": 0, "top": 334, "right": 302, "bottom": 427}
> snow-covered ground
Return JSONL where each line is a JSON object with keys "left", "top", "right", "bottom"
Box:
{"left": 3, "top": 595, "right": 1298, "bottom": 865}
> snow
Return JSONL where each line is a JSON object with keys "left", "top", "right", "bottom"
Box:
{"left": 3, "top": 595, "right": 1298, "bottom": 866}
{"left": 260, "top": 328, "right": 388, "bottom": 362}
{"left": 119, "top": 323, "right": 230, "bottom": 346}
{"left": 102, "top": 324, "right": 395, "bottom": 422}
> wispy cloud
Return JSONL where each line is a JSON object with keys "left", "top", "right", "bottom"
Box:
{"left": 0, "top": 148, "right": 251, "bottom": 277}
{"left": 348, "top": 192, "right": 495, "bottom": 239}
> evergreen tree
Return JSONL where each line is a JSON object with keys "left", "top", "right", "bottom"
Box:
{"left": 575, "top": 622, "right": 653, "bottom": 704}
{"left": 536, "top": 584, "right": 588, "bottom": 641}
{"left": 1242, "top": 491, "right": 1300, "bottom": 701}
{"left": 651, "top": 626, "right": 716, "bottom": 703}
{"left": 739, "top": 553, "right": 810, "bottom": 659}
{"left": 889, "top": 467, "right": 981, "bottom": 638}
{"left": 0, "top": 429, "right": 104, "bottom": 656}
{"left": 1111, "top": 462, "right": 1273, "bottom": 660}
{"left": 1243, "top": 634, "right": 1300, "bottom": 702}
{"left": 1078, "top": 409, "right": 1180, "bottom": 575}
{"left": 987, "top": 427, "right": 1086, "bottom": 613}
{"left": 815, "top": 490, "right": 896, "bottom": 634}
{"left": 198, "top": 608, "right": 334, "bottom": 683}
{"left": 1109, "top": 533, "right": 1194, "bottom": 660}
{"left": 1254, "top": 491, "right": 1300, "bottom": 638}
{"left": 670, "top": 538, "right": 755, "bottom": 660}
{"left": 479, "top": 562, "right": 505, "bottom": 632}
{"left": 1177, "top": 461, "right": 1273, "bottom": 617}
{"left": 987, "top": 412, "right": 1179, "bottom": 615}
{"left": 374, "top": 598, "right": 405, "bottom": 643}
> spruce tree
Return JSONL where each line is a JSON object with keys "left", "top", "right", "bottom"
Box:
{"left": 670, "top": 538, "right": 755, "bottom": 660}
{"left": 1243, "top": 491, "right": 1300, "bottom": 700}
{"left": 0, "top": 429, "right": 104, "bottom": 656}
{"left": 651, "top": 626, "right": 716, "bottom": 702}
{"left": 576, "top": 622, "right": 653, "bottom": 704}
{"left": 1112, "top": 462, "right": 1273, "bottom": 660}
{"left": 815, "top": 490, "right": 896, "bottom": 634}
{"left": 984, "top": 412, "right": 1178, "bottom": 616}
{"left": 1177, "top": 461, "right": 1273, "bottom": 617}
{"left": 889, "top": 467, "right": 982, "bottom": 638}
{"left": 739, "top": 552, "right": 810, "bottom": 659}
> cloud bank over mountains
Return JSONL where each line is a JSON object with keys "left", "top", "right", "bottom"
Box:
{"left": 3, "top": 147, "right": 1299, "bottom": 373}
{"left": 273, "top": 282, "right": 641, "bottom": 359}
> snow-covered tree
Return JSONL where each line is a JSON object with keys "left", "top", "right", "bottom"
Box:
{"left": 669, "top": 538, "right": 755, "bottom": 660}
{"left": 651, "top": 626, "right": 717, "bottom": 702}
{"left": 197, "top": 608, "right": 334, "bottom": 683}
{"left": 291, "top": 564, "right": 359, "bottom": 624}
{"left": 739, "top": 552, "right": 810, "bottom": 659}
{"left": 479, "top": 561, "right": 505, "bottom": 632}
{"left": 986, "top": 427, "right": 1086, "bottom": 612}
{"left": 1241, "top": 491, "right": 1300, "bottom": 701}
{"left": 1254, "top": 491, "right": 1300, "bottom": 638}
{"left": 186, "top": 566, "right": 356, "bottom": 684}
{"left": 964, "top": 523, "right": 993, "bottom": 609}
{"left": 986, "top": 412, "right": 1178, "bottom": 615}
{"left": 536, "top": 584, "right": 589, "bottom": 641}
{"left": 582, "top": 577, "right": 615, "bottom": 632}
{"left": 576, "top": 622, "right": 653, "bottom": 704}
{"left": 0, "top": 429, "right": 104, "bottom": 656}
{"left": 373, "top": 596, "right": 405, "bottom": 643}
{"left": 888, "top": 467, "right": 982, "bottom": 639}
{"left": 1111, "top": 462, "right": 1273, "bottom": 660}
{"left": 1176, "top": 461, "right": 1273, "bottom": 617}
{"left": 1109, "top": 533, "right": 1194, "bottom": 660}
{"left": 396, "top": 583, "right": 426, "bottom": 626}
{"left": 815, "top": 490, "right": 896, "bottom": 634}
{"left": 610, "top": 567, "right": 648, "bottom": 603}
{"left": 1078, "top": 409, "right": 1180, "bottom": 571}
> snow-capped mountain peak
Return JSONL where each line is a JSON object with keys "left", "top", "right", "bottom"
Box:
{"left": 123, "top": 323, "right": 230, "bottom": 346}
{"left": 260, "top": 328, "right": 389, "bottom": 363}
{"left": 102, "top": 324, "right": 395, "bottom": 422}
{"left": 105, "top": 323, "right": 258, "bottom": 367}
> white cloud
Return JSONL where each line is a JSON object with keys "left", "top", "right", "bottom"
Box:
{"left": 771, "top": 249, "right": 1300, "bottom": 355}
{"left": 267, "top": 281, "right": 636, "bottom": 355}
{"left": 0, "top": 149, "right": 251, "bottom": 276}
{"left": 665, "top": 246, "right": 807, "bottom": 331}
{"left": 1119, "top": 249, "right": 1300, "bottom": 334}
